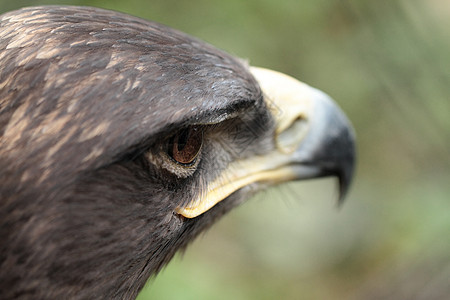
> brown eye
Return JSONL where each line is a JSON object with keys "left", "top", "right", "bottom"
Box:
{"left": 167, "top": 126, "right": 203, "bottom": 166}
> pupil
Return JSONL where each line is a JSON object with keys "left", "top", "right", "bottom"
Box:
{"left": 177, "top": 128, "right": 190, "bottom": 152}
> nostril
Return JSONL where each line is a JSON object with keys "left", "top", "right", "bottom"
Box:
{"left": 276, "top": 116, "right": 309, "bottom": 154}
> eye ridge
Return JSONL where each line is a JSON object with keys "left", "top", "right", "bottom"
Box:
{"left": 167, "top": 126, "right": 203, "bottom": 166}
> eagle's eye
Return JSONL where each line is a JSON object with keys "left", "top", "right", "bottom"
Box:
{"left": 167, "top": 126, "right": 203, "bottom": 166}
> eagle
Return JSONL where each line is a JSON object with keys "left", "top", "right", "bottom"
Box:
{"left": 0, "top": 6, "right": 355, "bottom": 300}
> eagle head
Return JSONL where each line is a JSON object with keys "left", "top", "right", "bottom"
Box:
{"left": 0, "top": 6, "right": 355, "bottom": 299}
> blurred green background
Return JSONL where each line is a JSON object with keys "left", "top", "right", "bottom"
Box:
{"left": 1, "top": 0, "right": 448, "bottom": 299}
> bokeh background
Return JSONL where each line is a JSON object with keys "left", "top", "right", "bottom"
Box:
{"left": 1, "top": 0, "right": 448, "bottom": 299}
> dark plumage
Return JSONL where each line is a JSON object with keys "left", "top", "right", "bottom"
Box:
{"left": 0, "top": 6, "right": 355, "bottom": 300}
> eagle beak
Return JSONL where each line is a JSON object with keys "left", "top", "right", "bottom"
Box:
{"left": 176, "top": 67, "right": 355, "bottom": 218}
{"left": 251, "top": 67, "right": 356, "bottom": 203}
